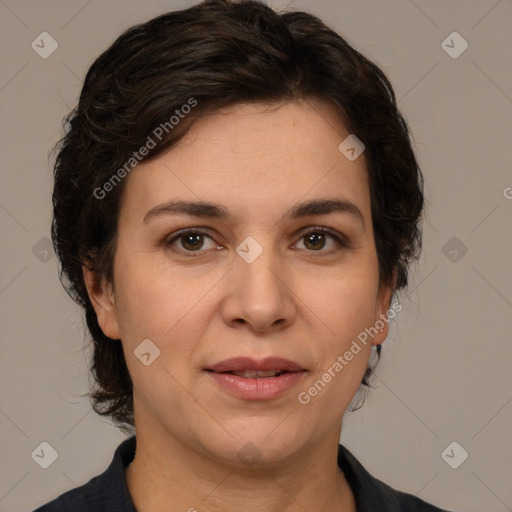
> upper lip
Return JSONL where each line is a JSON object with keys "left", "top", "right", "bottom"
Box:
{"left": 207, "top": 357, "right": 306, "bottom": 373}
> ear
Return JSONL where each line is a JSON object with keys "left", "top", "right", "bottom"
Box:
{"left": 82, "top": 263, "right": 121, "bottom": 340}
{"left": 372, "top": 267, "right": 398, "bottom": 346}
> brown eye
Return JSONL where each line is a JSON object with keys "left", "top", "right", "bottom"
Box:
{"left": 179, "top": 233, "right": 205, "bottom": 251}
{"left": 296, "top": 228, "right": 346, "bottom": 254}
{"left": 163, "top": 226, "right": 347, "bottom": 258}
{"left": 164, "top": 228, "right": 218, "bottom": 256}
{"left": 303, "top": 232, "right": 327, "bottom": 250}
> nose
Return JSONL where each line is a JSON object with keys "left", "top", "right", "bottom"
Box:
{"left": 220, "top": 242, "right": 296, "bottom": 333}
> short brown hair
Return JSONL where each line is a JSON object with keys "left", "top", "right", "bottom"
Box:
{"left": 51, "top": 0, "right": 424, "bottom": 433}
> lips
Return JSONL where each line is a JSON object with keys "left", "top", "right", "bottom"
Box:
{"left": 205, "top": 357, "right": 307, "bottom": 400}
{"left": 206, "top": 357, "right": 306, "bottom": 377}
{"left": 227, "top": 369, "right": 286, "bottom": 378}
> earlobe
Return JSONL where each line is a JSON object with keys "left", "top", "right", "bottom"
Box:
{"left": 82, "top": 264, "right": 120, "bottom": 340}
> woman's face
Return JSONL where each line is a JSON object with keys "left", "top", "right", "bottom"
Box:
{"left": 86, "top": 99, "right": 394, "bottom": 467}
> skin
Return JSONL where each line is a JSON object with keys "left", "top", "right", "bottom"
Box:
{"left": 83, "top": 98, "right": 396, "bottom": 512}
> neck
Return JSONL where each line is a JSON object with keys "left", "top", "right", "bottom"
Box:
{"left": 125, "top": 427, "right": 357, "bottom": 512}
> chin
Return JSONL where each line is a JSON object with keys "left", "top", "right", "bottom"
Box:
{"left": 199, "top": 422, "right": 306, "bottom": 469}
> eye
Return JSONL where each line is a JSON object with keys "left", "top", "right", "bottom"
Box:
{"left": 163, "top": 226, "right": 348, "bottom": 257}
{"left": 164, "top": 228, "right": 219, "bottom": 256}
{"left": 294, "top": 227, "right": 347, "bottom": 255}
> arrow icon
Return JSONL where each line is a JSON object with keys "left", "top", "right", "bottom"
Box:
{"left": 441, "top": 441, "right": 468, "bottom": 469}
{"left": 442, "top": 236, "right": 467, "bottom": 262}
{"left": 31, "top": 441, "right": 59, "bottom": 468}
{"left": 32, "top": 236, "right": 54, "bottom": 262}
{"left": 237, "top": 442, "right": 262, "bottom": 467}
{"left": 236, "top": 236, "right": 263, "bottom": 263}
{"left": 338, "top": 134, "right": 365, "bottom": 161}
{"left": 441, "top": 32, "right": 468, "bottom": 59}
{"left": 31, "top": 31, "right": 59, "bottom": 59}
{"left": 134, "top": 339, "right": 161, "bottom": 366}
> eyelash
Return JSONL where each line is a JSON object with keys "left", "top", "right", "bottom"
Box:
{"left": 163, "top": 226, "right": 348, "bottom": 258}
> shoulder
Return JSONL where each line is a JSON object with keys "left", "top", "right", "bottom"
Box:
{"left": 338, "top": 444, "right": 453, "bottom": 512}
{"left": 32, "top": 473, "right": 105, "bottom": 512}
{"left": 33, "top": 436, "right": 137, "bottom": 512}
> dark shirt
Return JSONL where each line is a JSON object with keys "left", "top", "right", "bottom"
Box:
{"left": 34, "top": 436, "right": 452, "bottom": 511}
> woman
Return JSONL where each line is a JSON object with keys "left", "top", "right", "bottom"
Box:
{"left": 35, "top": 0, "right": 452, "bottom": 510}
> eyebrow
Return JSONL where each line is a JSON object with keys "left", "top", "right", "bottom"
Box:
{"left": 143, "top": 198, "right": 366, "bottom": 231}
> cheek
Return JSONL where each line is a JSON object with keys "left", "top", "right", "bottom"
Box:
{"left": 112, "top": 256, "right": 217, "bottom": 360}
{"left": 307, "top": 271, "right": 379, "bottom": 348}
{"left": 297, "top": 285, "right": 376, "bottom": 417}
{"left": 297, "top": 272, "right": 379, "bottom": 403}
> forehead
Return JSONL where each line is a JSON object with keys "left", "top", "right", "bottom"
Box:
{"left": 120, "top": 99, "right": 371, "bottom": 226}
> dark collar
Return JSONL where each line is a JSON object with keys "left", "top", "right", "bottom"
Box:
{"left": 37, "top": 435, "right": 449, "bottom": 511}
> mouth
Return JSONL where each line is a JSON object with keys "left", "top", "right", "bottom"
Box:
{"left": 206, "top": 369, "right": 300, "bottom": 378}
{"left": 205, "top": 356, "right": 306, "bottom": 375}
{"left": 204, "top": 357, "right": 307, "bottom": 400}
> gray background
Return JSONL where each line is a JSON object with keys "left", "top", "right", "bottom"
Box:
{"left": 1, "top": 0, "right": 511, "bottom": 511}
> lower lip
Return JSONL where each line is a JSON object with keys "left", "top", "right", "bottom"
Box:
{"left": 206, "top": 371, "right": 307, "bottom": 400}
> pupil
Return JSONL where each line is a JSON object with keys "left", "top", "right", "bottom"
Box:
{"left": 305, "top": 233, "right": 324, "bottom": 250}
{"left": 183, "top": 234, "right": 203, "bottom": 250}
